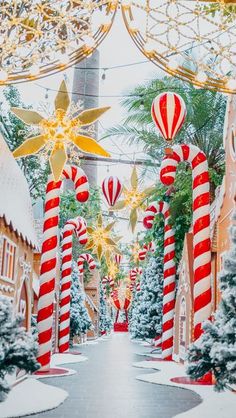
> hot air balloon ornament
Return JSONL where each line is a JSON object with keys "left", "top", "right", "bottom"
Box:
{"left": 102, "top": 175, "right": 122, "bottom": 207}
{"left": 110, "top": 166, "right": 155, "bottom": 232}
{"left": 151, "top": 92, "right": 187, "bottom": 147}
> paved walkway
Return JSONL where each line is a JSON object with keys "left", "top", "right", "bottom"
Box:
{"left": 31, "top": 333, "right": 201, "bottom": 418}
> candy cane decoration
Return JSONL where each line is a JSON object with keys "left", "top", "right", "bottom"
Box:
{"left": 130, "top": 267, "right": 142, "bottom": 282}
{"left": 58, "top": 217, "right": 88, "bottom": 353}
{"left": 78, "top": 253, "right": 96, "bottom": 277}
{"left": 37, "top": 165, "right": 89, "bottom": 371}
{"left": 160, "top": 144, "right": 211, "bottom": 341}
{"left": 136, "top": 282, "right": 141, "bottom": 292}
{"left": 138, "top": 247, "right": 148, "bottom": 261}
{"left": 143, "top": 200, "right": 176, "bottom": 360}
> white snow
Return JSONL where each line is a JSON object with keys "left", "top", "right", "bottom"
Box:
{"left": 0, "top": 133, "right": 39, "bottom": 248}
{"left": 0, "top": 377, "right": 67, "bottom": 418}
{"left": 51, "top": 353, "right": 88, "bottom": 366}
{"left": 133, "top": 360, "right": 236, "bottom": 418}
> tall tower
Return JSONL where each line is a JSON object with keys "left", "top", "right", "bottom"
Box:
{"left": 71, "top": 51, "right": 100, "bottom": 186}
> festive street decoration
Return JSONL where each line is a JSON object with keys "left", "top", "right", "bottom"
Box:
{"left": 143, "top": 200, "right": 176, "bottom": 360}
{"left": 160, "top": 144, "right": 211, "bottom": 341}
{"left": 121, "top": 1, "right": 236, "bottom": 94}
{"left": 59, "top": 217, "right": 88, "bottom": 353}
{"left": 138, "top": 241, "right": 155, "bottom": 261}
{"left": 0, "top": 1, "right": 118, "bottom": 84}
{"left": 136, "top": 282, "right": 141, "bottom": 292}
{"left": 110, "top": 166, "right": 154, "bottom": 232}
{"left": 151, "top": 92, "right": 187, "bottom": 142}
{"left": 107, "top": 260, "right": 119, "bottom": 279}
{"left": 111, "top": 288, "right": 121, "bottom": 310}
{"left": 11, "top": 80, "right": 110, "bottom": 181}
{"left": 130, "top": 267, "right": 142, "bottom": 283}
{"left": 85, "top": 214, "right": 121, "bottom": 263}
{"left": 114, "top": 254, "right": 122, "bottom": 265}
{"left": 102, "top": 175, "right": 122, "bottom": 206}
{"left": 77, "top": 253, "right": 96, "bottom": 278}
{"left": 37, "top": 165, "right": 89, "bottom": 371}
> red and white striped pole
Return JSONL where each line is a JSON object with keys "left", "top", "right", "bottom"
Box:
{"left": 37, "top": 165, "right": 89, "bottom": 371}
{"left": 143, "top": 200, "right": 176, "bottom": 360}
{"left": 160, "top": 144, "right": 211, "bottom": 341}
{"left": 58, "top": 217, "right": 88, "bottom": 353}
{"left": 78, "top": 253, "right": 96, "bottom": 277}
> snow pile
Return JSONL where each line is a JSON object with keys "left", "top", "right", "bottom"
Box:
{"left": 51, "top": 353, "right": 88, "bottom": 366}
{"left": 0, "top": 378, "right": 67, "bottom": 417}
{"left": 133, "top": 360, "right": 236, "bottom": 418}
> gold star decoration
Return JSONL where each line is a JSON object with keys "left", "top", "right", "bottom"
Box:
{"left": 11, "top": 80, "right": 111, "bottom": 181}
{"left": 85, "top": 214, "right": 122, "bottom": 264}
{"left": 110, "top": 166, "right": 154, "bottom": 232}
{"left": 131, "top": 240, "right": 141, "bottom": 264}
{"left": 107, "top": 261, "right": 119, "bottom": 279}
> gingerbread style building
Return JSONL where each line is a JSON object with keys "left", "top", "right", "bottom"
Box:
{"left": 0, "top": 133, "right": 39, "bottom": 330}
{"left": 173, "top": 95, "right": 236, "bottom": 362}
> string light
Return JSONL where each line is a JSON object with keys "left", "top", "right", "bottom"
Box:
{"left": 121, "top": 0, "right": 236, "bottom": 94}
{"left": 0, "top": 0, "right": 118, "bottom": 85}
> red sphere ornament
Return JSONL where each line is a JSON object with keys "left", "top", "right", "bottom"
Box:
{"left": 151, "top": 92, "right": 187, "bottom": 142}
{"left": 102, "top": 175, "right": 122, "bottom": 206}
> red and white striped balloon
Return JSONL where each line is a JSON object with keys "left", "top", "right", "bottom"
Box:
{"left": 78, "top": 253, "right": 96, "bottom": 276}
{"left": 143, "top": 200, "right": 176, "bottom": 360}
{"left": 151, "top": 92, "right": 187, "bottom": 142}
{"left": 102, "top": 175, "right": 122, "bottom": 206}
{"left": 59, "top": 217, "right": 88, "bottom": 353}
{"left": 160, "top": 144, "right": 211, "bottom": 341}
{"left": 37, "top": 165, "right": 89, "bottom": 371}
{"left": 114, "top": 254, "right": 122, "bottom": 265}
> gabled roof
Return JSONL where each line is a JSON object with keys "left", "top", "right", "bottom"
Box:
{"left": 0, "top": 133, "right": 39, "bottom": 249}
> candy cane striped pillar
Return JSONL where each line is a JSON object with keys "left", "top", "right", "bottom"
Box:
{"left": 58, "top": 217, "right": 88, "bottom": 353}
{"left": 160, "top": 144, "right": 211, "bottom": 340}
{"left": 37, "top": 165, "right": 89, "bottom": 371}
{"left": 143, "top": 200, "right": 176, "bottom": 360}
{"left": 77, "top": 253, "right": 96, "bottom": 283}
{"left": 130, "top": 267, "right": 142, "bottom": 283}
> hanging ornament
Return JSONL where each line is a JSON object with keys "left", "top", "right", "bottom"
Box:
{"left": 85, "top": 214, "right": 121, "bottom": 264}
{"left": 11, "top": 80, "right": 111, "bottom": 181}
{"left": 114, "top": 254, "right": 122, "bottom": 265}
{"left": 102, "top": 175, "right": 122, "bottom": 206}
{"left": 111, "top": 166, "right": 154, "bottom": 232}
{"left": 151, "top": 92, "right": 187, "bottom": 143}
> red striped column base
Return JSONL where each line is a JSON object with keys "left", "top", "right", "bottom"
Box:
{"left": 34, "top": 367, "right": 72, "bottom": 377}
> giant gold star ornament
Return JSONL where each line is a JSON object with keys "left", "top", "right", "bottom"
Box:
{"left": 107, "top": 260, "right": 119, "bottom": 279}
{"left": 11, "top": 80, "right": 111, "bottom": 181}
{"left": 110, "top": 166, "right": 154, "bottom": 232}
{"left": 85, "top": 214, "right": 122, "bottom": 264}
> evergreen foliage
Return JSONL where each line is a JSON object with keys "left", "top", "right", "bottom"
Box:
{"left": 187, "top": 212, "right": 236, "bottom": 391}
{"left": 69, "top": 264, "right": 93, "bottom": 342}
{"left": 0, "top": 297, "right": 39, "bottom": 402}
{"left": 99, "top": 284, "right": 112, "bottom": 334}
{"left": 129, "top": 256, "right": 163, "bottom": 340}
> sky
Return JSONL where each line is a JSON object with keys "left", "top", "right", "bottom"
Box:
{"left": 3, "top": 9, "right": 165, "bottom": 245}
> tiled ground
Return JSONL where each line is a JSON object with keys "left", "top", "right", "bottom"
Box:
{"left": 30, "top": 333, "right": 201, "bottom": 418}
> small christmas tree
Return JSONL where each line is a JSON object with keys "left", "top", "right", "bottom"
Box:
{"left": 69, "top": 264, "right": 93, "bottom": 343}
{"left": 0, "top": 297, "right": 39, "bottom": 402}
{"left": 129, "top": 256, "right": 164, "bottom": 340}
{"left": 187, "top": 212, "right": 236, "bottom": 391}
{"left": 99, "top": 283, "right": 112, "bottom": 335}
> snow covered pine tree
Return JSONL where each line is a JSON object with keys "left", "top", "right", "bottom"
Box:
{"left": 0, "top": 296, "right": 39, "bottom": 402}
{"left": 69, "top": 264, "right": 93, "bottom": 344}
{"left": 187, "top": 211, "right": 236, "bottom": 391}
{"left": 99, "top": 283, "right": 112, "bottom": 335}
{"left": 129, "top": 256, "right": 163, "bottom": 340}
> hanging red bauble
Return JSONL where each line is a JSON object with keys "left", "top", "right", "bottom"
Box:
{"left": 151, "top": 92, "right": 187, "bottom": 142}
{"left": 102, "top": 175, "right": 122, "bottom": 206}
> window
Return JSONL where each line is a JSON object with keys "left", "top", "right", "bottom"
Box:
{"left": 1, "top": 237, "right": 16, "bottom": 281}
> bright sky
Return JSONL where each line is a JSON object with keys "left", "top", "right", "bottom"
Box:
{"left": 4, "top": 9, "right": 164, "bottom": 245}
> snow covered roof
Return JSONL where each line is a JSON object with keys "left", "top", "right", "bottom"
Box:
{"left": 0, "top": 133, "right": 39, "bottom": 249}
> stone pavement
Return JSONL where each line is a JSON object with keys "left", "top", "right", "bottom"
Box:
{"left": 30, "top": 333, "right": 201, "bottom": 418}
